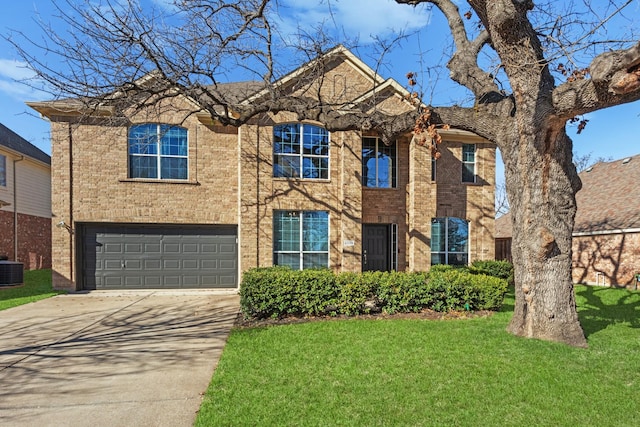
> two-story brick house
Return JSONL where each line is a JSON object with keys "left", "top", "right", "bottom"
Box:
{"left": 29, "top": 46, "right": 496, "bottom": 291}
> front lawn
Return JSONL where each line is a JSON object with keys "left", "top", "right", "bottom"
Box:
{"left": 196, "top": 285, "right": 640, "bottom": 426}
{"left": 0, "top": 269, "right": 61, "bottom": 311}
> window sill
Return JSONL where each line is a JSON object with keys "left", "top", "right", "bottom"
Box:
{"left": 272, "top": 177, "right": 331, "bottom": 183}
{"left": 362, "top": 186, "right": 398, "bottom": 190}
{"left": 119, "top": 178, "right": 201, "bottom": 185}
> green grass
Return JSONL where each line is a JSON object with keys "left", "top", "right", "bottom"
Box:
{"left": 0, "top": 269, "right": 61, "bottom": 310}
{"left": 196, "top": 285, "right": 640, "bottom": 426}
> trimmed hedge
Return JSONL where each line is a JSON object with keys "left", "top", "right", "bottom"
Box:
{"left": 469, "top": 260, "right": 514, "bottom": 285}
{"left": 240, "top": 266, "right": 508, "bottom": 319}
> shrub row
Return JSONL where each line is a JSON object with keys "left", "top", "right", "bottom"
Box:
{"left": 239, "top": 264, "right": 509, "bottom": 320}
{"left": 469, "top": 260, "right": 514, "bottom": 285}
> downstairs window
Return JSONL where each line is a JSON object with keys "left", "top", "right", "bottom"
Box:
{"left": 273, "top": 210, "right": 329, "bottom": 270}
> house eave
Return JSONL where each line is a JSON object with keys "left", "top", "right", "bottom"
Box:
{"left": 26, "top": 101, "right": 115, "bottom": 119}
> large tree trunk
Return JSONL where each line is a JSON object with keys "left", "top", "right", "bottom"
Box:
{"left": 501, "top": 123, "right": 587, "bottom": 348}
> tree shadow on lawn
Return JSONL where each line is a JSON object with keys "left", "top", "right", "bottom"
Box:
{"left": 575, "top": 285, "right": 640, "bottom": 337}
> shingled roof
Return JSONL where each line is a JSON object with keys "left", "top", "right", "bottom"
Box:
{"left": 574, "top": 155, "right": 640, "bottom": 233}
{"left": 494, "top": 154, "right": 640, "bottom": 238}
{"left": 495, "top": 213, "right": 512, "bottom": 238}
{"left": 0, "top": 123, "right": 51, "bottom": 165}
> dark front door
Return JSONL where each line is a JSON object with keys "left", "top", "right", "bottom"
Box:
{"left": 362, "top": 224, "right": 390, "bottom": 271}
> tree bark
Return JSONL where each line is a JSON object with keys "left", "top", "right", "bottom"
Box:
{"left": 501, "top": 123, "right": 587, "bottom": 348}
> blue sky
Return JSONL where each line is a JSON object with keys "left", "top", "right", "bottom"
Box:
{"left": 1, "top": 0, "right": 639, "bottom": 174}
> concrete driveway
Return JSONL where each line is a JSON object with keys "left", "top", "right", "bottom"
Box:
{"left": 0, "top": 292, "right": 239, "bottom": 427}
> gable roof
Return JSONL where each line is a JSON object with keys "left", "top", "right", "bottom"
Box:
{"left": 496, "top": 154, "right": 640, "bottom": 239}
{"left": 0, "top": 123, "right": 51, "bottom": 165}
{"left": 495, "top": 213, "right": 512, "bottom": 239}
{"left": 28, "top": 45, "right": 416, "bottom": 126}
{"left": 574, "top": 155, "right": 640, "bottom": 232}
{"left": 243, "top": 44, "right": 389, "bottom": 105}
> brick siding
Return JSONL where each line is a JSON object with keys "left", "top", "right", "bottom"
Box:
{"left": 0, "top": 209, "right": 51, "bottom": 269}
{"left": 572, "top": 232, "right": 640, "bottom": 288}
{"left": 46, "top": 55, "right": 496, "bottom": 290}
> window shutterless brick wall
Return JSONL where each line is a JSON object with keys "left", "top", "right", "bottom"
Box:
{"left": 0, "top": 210, "right": 51, "bottom": 269}
{"left": 572, "top": 232, "right": 640, "bottom": 287}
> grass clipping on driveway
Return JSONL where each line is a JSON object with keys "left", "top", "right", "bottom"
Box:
{"left": 196, "top": 286, "right": 640, "bottom": 426}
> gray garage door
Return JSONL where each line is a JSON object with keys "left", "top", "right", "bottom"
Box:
{"left": 81, "top": 224, "right": 238, "bottom": 290}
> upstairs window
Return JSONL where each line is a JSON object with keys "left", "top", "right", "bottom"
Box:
{"left": 0, "top": 154, "right": 5, "bottom": 186}
{"left": 128, "top": 124, "right": 188, "bottom": 180}
{"left": 273, "top": 124, "right": 329, "bottom": 179}
{"left": 273, "top": 210, "right": 329, "bottom": 270}
{"left": 462, "top": 144, "right": 476, "bottom": 183}
{"left": 362, "top": 137, "right": 396, "bottom": 188}
{"left": 431, "top": 156, "right": 437, "bottom": 181}
{"left": 431, "top": 217, "right": 469, "bottom": 266}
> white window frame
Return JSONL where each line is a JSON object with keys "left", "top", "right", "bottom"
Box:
{"left": 0, "top": 154, "right": 6, "bottom": 187}
{"left": 128, "top": 124, "right": 189, "bottom": 180}
{"left": 391, "top": 223, "right": 398, "bottom": 271}
{"left": 273, "top": 123, "right": 330, "bottom": 180}
{"left": 273, "top": 210, "right": 330, "bottom": 270}
{"left": 431, "top": 156, "right": 437, "bottom": 181}
{"left": 462, "top": 143, "right": 476, "bottom": 183}
{"left": 362, "top": 137, "right": 397, "bottom": 188}
{"left": 431, "top": 217, "right": 470, "bottom": 266}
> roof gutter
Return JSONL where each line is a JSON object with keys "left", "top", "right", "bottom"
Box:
{"left": 13, "top": 155, "right": 24, "bottom": 261}
{"left": 572, "top": 227, "right": 640, "bottom": 237}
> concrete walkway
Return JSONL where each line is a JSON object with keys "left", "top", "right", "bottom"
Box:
{"left": 0, "top": 292, "right": 240, "bottom": 427}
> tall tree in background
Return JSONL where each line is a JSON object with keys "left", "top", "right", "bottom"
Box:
{"left": 9, "top": 0, "right": 640, "bottom": 347}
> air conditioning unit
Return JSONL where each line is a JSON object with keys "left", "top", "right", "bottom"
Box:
{"left": 0, "top": 261, "right": 24, "bottom": 286}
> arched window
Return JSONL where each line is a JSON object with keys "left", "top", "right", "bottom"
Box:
{"left": 431, "top": 217, "right": 469, "bottom": 265}
{"left": 362, "top": 137, "right": 396, "bottom": 188}
{"left": 273, "top": 123, "right": 329, "bottom": 179}
{"left": 128, "top": 124, "right": 188, "bottom": 180}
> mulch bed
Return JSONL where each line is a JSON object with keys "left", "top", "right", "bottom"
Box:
{"left": 234, "top": 308, "right": 495, "bottom": 329}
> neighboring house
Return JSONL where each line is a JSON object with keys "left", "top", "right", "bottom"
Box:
{"left": 572, "top": 155, "right": 640, "bottom": 287}
{"left": 494, "top": 213, "right": 512, "bottom": 263}
{"left": 29, "top": 46, "right": 496, "bottom": 291}
{"left": 495, "top": 155, "right": 640, "bottom": 288}
{"left": 0, "top": 123, "right": 52, "bottom": 269}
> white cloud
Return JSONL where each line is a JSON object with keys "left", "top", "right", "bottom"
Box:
{"left": 0, "top": 59, "right": 47, "bottom": 101}
{"left": 276, "top": 0, "right": 431, "bottom": 42}
{"left": 0, "top": 59, "right": 36, "bottom": 81}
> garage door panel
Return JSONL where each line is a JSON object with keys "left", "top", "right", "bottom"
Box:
{"left": 183, "top": 259, "right": 198, "bottom": 270}
{"left": 144, "top": 276, "right": 161, "bottom": 286}
{"left": 125, "top": 276, "right": 142, "bottom": 286}
{"left": 163, "top": 259, "right": 180, "bottom": 269}
{"left": 219, "top": 259, "right": 236, "bottom": 269}
{"left": 82, "top": 225, "right": 238, "bottom": 290}
{"left": 183, "top": 243, "right": 199, "bottom": 253}
{"left": 201, "top": 244, "right": 219, "bottom": 254}
{"left": 218, "top": 275, "right": 236, "bottom": 286}
{"left": 145, "top": 244, "right": 161, "bottom": 253}
{"left": 104, "top": 260, "right": 122, "bottom": 270}
{"left": 163, "top": 276, "right": 181, "bottom": 286}
{"left": 104, "top": 243, "right": 124, "bottom": 253}
{"left": 219, "top": 244, "right": 236, "bottom": 253}
{"left": 104, "top": 276, "right": 124, "bottom": 287}
{"left": 144, "top": 259, "right": 161, "bottom": 269}
{"left": 163, "top": 243, "right": 181, "bottom": 253}
{"left": 125, "top": 243, "right": 143, "bottom": 253}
